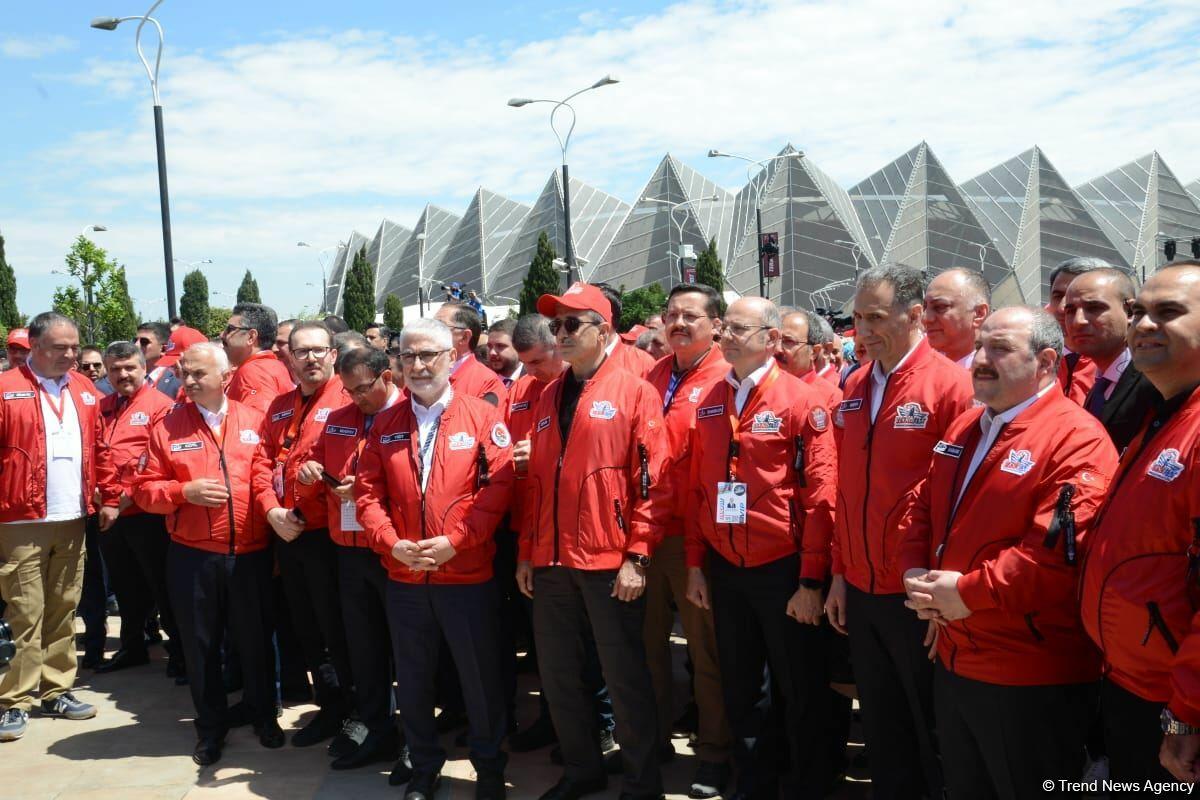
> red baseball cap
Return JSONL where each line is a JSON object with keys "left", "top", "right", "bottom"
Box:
{"left": 6, "top": 328, "right": 29, "bottom": 349}
{"left": 619, "top": 324, "right": 649, "bottom": 343}
{"left": 536, "top": 282, "right": 612, "bottom": 325}
{"left": 157, "top": 325, "right": 209, "bottom": 367}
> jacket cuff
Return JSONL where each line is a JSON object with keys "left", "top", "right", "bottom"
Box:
{"left": 684, "top": 541, "right": 706, "bottom": 569}
{"left": 445, "top": 528, "right": 467, "bottom": 550}
{"left": 168, "top": 483, "right": 187, "bottom": 505}
{"left": 1168, "top": 696, "right": 1200, "bottom": 729}
{"left": 800, "top": 553, "right": 830, "bottom": 582}
{"left": 955, "top": 570, "right": 997, "bottom": 612}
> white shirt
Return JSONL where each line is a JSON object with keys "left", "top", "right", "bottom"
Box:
{"left": 33, "top": 368, "right": 84, "bottom": 522}
{"left": 605, "top": 335, "right": 620, "bottom": 358}
{"left": 450, "top": 353, "right": 472, "bottom": 377}
{"left": 196, "top": 398, "right": 228, "bottom": 433}
{"left": 954, "top": 382, "right": 1057, "bottom": 513}
{"left": 869, "top": 339, "right": 923, "bottom": 422}
{"left": 724, "top": 360, "right": 775, "bottom": 415}
{"left": 412, "top": 385, "right": 453, "bottom": 490}
{"left": 501, "top": 363, "right": 524, "bottom": 387}
{"left": 1095, "top": 348, "right": 1132, "bottom": 401}
{"left": 956, "top": 351, "right": 976, "bottom": 370}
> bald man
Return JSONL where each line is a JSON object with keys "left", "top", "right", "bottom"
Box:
{"left": 922, "top": 268, "right": 990, "bottom": 368}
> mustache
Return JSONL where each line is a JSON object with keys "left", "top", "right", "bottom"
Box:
{"left": 972, "top": 367, "right": 999, "bottom": 380}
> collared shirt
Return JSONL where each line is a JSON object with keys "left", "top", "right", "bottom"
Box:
{"left": 816, "top": 363, "right": 836, "bottom": 381}
{"left": 412, "top": 385, "right": 453, "bottom": 490}
{"left": 500, "top": 363, "right": 523, "bottom": 388}
{"left": 32, "top": 367, "right": 83, "bottom": 522}
{"left": 1095, "top": 348, "right": 1132, "bottom": 401}
{"left": 605, "top": 335, "right": 619, "bottom": 358}
{"left": 196, "top": 398, "right": 228, "bottom": 433}
{"left": 450, "top": 353, "right": 472, "bottom": 377}
{"left": 869, "top": 338, "right": 923, "bottom": 422}
{"left": 364, "top": 386, "right": 402, "bottom": 434}
{"left": 956, "top": 351, "right": 976, "bottom": 370}
{"left": 954, "top": 382, "right": 1057, "bottom": 512}
{"left": 725, "top": 359, "right": 775, "bottom": 415}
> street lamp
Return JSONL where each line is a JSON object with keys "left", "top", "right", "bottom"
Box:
{"left": 834, "top": 239, "right": 864, "bottom": 278}
{"left": 643, "top": 195, "right": 721, "bottom": 285}
{"left": 415, "top": 233, "right": 428, "bottom": 317}
{"left": 81, "top": 224, "right": 108, "bottom": 239}
{"left": 91, "top": 1, "right": 177, "bottom": 318}
{"left": 298, "top": 241, "right": 343, "bottom": 313}
{"left": 508, "top": 75, "right": 620, "bottom": 289}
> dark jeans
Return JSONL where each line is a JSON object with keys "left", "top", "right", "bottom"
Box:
{"left": 337, "top": 546, "right": 393, "bottom": 734}
{"left": 98, "top": 513, "right": 180, "bottom": 660}
{"left": 168, "top": 543, "right": 274, "bottom": 741}
{"left": 78, "top": 514, "right": 108, "bottom": 656}
{"left": 533, "top": 566, "right": 661, "bottom": 797}
{"left": 386, "top": 578, "right": 507, "bottom": 778}
{"left": 1101, "top": 680, "right": 1176, "bottom": 784}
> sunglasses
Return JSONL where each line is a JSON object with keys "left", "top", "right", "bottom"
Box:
{"left": 548, "top": 317, "right": 600, "bottom": 336}
{"left": 136, "top": 337, "right": 155, "bottom": 346}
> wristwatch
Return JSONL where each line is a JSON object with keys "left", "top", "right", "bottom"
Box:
{"left": 625, "top": 553, "right": 651, "bottom": 569}
{"left": 1161, "top": 708, "right": 1200, "bottom": 735}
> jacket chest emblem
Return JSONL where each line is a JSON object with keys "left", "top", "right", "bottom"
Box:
{"left": 239, "top": 429, "right": 260, "bottom": 445}
{"left": 688, "top": 386, "right": 702, "bottom": 403}
{"left": 893, "top": 402, "right": 929, "bottom": 429}
{"left": 1148, "top": 448, "right": 1185, "bottom": 482}
{"left": 751, "top": 410, "right": 783, "bottom": 434}
{"left": 314, "top": 407, "right": 332, "bottom": 423}
{"left": 448, "top": 432, "right": 476, "bottom": 450}
{"left": 999, "top": 449, "right": 1036, "bottom": 476}
{"left": 129, "top": 411, "right": 150, "bottom": 426}
{"left": 80, "top": 391, "right": 96, "bottom": 406}
{"left": 491, "top": 422, "right": 511, "bottom": 448}
{"left": 589, "top": 400, "right": 617, "bottom": 420}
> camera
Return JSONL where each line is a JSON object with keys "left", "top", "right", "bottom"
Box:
{"left": 0, "top": 620, "right": 14, "bottom": 674}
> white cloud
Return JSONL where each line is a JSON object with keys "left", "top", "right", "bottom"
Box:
{"left": 1, "top": 35, "right": 76, "bottom": 59}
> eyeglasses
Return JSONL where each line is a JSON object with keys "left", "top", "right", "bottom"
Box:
{"left": 398, "top": 349, "right": 449, "bottom": 365}
{"left": 548, "top": 317, "right": 600, "bottom": 336}
{"left": 292, "top": 347, "right": 331, "bottom": 360}
{"left": 721, "top": 323, "right": 770, "bottom": 340}
{"left": 662, "top": 312, "right": 715, "bottom": 326}
{"left": 222, "top": 324, "right": 253, "bottom": 335}
{"left": 779, "top": 336, "right": 811, "bottom": 349}
{"left": 135, "top": 337, "right": 155, "bottom": 346}
{"left": 343, "top": 374, "right": 382, "bottom": 398}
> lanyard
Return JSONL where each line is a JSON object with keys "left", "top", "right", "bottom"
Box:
{"left": 36, "top": 380, "right": 70, "bottom": 427}
{"left": 663, "top": 371, "right": 686, "bottom": 411}
{"left": 417, "top": 416, "right": 441, "bottom": 486}
{"left": 725, "top": 365, "right": 780, "bottom": 481}
{"left": 348, "top": 415, "right": 375, "bottom": 474}
{"left": 275, "top": 391, "right": 314, "bottom": 465}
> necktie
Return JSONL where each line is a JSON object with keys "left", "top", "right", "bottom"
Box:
{"left": 1085, "top": 376, "right": 1113, "bottom": 417}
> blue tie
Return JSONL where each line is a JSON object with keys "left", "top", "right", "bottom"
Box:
{"left": 1086, "top": 377, "right": 1113, "bottom": 417}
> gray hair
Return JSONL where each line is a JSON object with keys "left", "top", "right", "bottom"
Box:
{"left": 857, "top": 263, "right": 925, "bottom": 309}
{"left": 183, "top": 341, "right": 230, "bottom": 372}
{"left": 104, "top": 341, "right": 145, "bottom": 365}
{"left": 1022, "top": 306, "right": 1064, "bottom": 360}
{"left": 512, "top": 314, "right": 555, "bottom": 352}
{"left": 814, "top": 315, "right": 836, "bottom": 345}
{"left": 400, "top": 318, "right": 453, "bottom": 352}
{"left": 937, "top": 267, "right": 992, "bottom": 305}
{"left": 1049, "top": 256, "right": 1112, "bottom": 288}
{"left": 29, "top": 311, "right": 78, "bottom": 339}
{"left": 333, "top": 330, "right": 368, "bottom": 353}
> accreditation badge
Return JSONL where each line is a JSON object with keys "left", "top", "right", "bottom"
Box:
{"left": 715, "top": 481, "right": 748, "bottom": 525}
{"left": 340, "top": 500, "right": 364, "bottom": 532}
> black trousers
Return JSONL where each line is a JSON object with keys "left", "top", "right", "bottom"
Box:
{"left": 337, "top": 546, "right": 393, "bottom": 734}
{"left": 710, "top": 553, "right": 830, "bottom": 798}
{"left": 167, "top": 542, "right": 274, "bottom": 741}
{"left": 79, "top": 514, "right": 108, "bottom": 656}
{"left": 99, "top": 513, "right": 180, "bottom": 660}
{"left": 845, "top": 585, "right": 942, "bottom": 800}
{"left": 533, "top": 566, "right": 661, "bottom": 797}
{"left": 277, "top": 528, "right": 352, "bottom": 710}
{"left": 493, "top": 527, "right": 522, "bottom": 720}
{"left": 1101, "top": 680, "right": 1176, "bottom": 784}
{"left": 387, "top": 578, "right": 507, "bottom": 777}
{"left": 935, "top": 664, "right": 1090, "bottom": 799}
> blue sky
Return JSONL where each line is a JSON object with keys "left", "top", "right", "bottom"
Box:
{"left": 3, "top": 0, "right": 1200, "bottom": 321}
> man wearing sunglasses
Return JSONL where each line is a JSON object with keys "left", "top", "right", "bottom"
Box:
{"left": 433, "top": 302, "right": 507, "bottom": 407}
{"left": 223, "top": 303, "right": 295, "bottom": 414}
{"left": 135, "top": 321, "right": 182, "bottom": 399}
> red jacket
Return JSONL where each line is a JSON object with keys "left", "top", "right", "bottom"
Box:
{"left": 834, "top": 339, "right": 975, "bottom": 594}
{"left": 800, "top": 368, "right": 843, "bottom": 413}
{"left": 519, "top": 356, "right": 669, "bottom": 570}
{"left": 898, "top": 389, "right": 1116, "bottom": 685}
{"left": 96, "top": 382, "right": 176, "bottom": 515}
{"left": 1058, "top": 352, "right": 1096, "bottom": 407}
{"left": 647, "top": 347, "right": 730, "bottom": 536}
{"left": 609, "top": 339, "right": 656, "bottom": 379}
{"left": 356, "top": 392, "right": 514, "bottom": 584}
{"left": 507, "top": 373, "right": 554, "bottom": 536}
{"left": 227, "top": 349, "right": 296, "bottom": 414}
{"left": 1080, "top": 385, "right": 1200, "bottom": 725}
{"left": 685, "top": 361, "right": 837, "bottom": 579}
{"left": 0, "top": 366, "right": 101, "bottom": 523}
{"left": 133, "top": 399, "right": 269, "bottom": 554}
{"left": 450, "top": 354, "right": 508, "bottom": 406}
{"left": 253, "top": 378, "right": 348, "bottom": 531}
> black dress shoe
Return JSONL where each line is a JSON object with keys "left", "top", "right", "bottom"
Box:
{"left": 475, "top": 769, "right": 507, "bottom": 800}
{"left": 95, "top": 649, "right": 150, "bottom": 674}
{"left": 291, "top": 708, "right": 343, "bottom": 747}
{"left": 256, "top": 720, "right": 286, "bottom": 749}
{"left": 510, "top": 714, "right": 558, "bottom": 752}
{"left": 536, "top": 775, "right": 608, "bottom": 800}
{"left": 192, "top": 738, "right": 223, "bottom": 766}
{"left": 81, "top": 651, "right": 104, "bottom": 670}
{"left": 331, "top": 730, "right": 399, "bottom": 770}
{"left": 388, "top": 745, "right": 414, "bottom": 786}
{"left": 403, "top": 770, "right": 441, "bottom": 800}
{"left": 165, "top": 657, "right": 186, "bottom": 678}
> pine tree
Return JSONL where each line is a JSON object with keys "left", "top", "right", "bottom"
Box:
{"left": 236, "top": 270, "right": 261, "bottom": 304}
{"left": 383, "top": 294, "right": 404, "bottom": 331}
{"left": 342, "top": 246, "right": 376, "bottom": 332}
{"left": 619, "top": 283, "right": 668, "bottom": 332}
{"left": 180, "top": 269, "right": 210, "bottom": 331}
{"left": 695, "top": 237, "right": 726, "bottom": 313}
{"left": 520, "top": 231, "right": 561, "bottom": 315}
{"left": 0, "top": 231, "right": 20, "bottom": 329}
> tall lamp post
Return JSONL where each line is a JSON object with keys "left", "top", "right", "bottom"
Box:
{"left": 508, "top": 75, "right": 619, "bottom": 289}
{"left": 297, "top": 241, "right": 343, "bottom": 313}
{"left": 91, "top": 1, "right": 177, "bottom": 319}
{"left": 643, "top": 196, "right": 720, "bottom": 285}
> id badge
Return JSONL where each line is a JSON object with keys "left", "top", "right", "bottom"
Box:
{"left": 272, "top": 463, "right": 285, "bottom": 501}
{"left": 715, "top": 481, "right": 748, "bottom": 525}
{"left": 340, "top": 500, "right": 364, "bottom": 532}
{"left": 50, "top": 427, "right": 78, "bottom": 460}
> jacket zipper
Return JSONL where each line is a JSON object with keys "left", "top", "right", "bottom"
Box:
{"left": 217, "top": 447, "right": 236, "bottom": 555}
{"left": 554, "top": 383, "right": 583, "bottom": 567}
{"left": 860, "top": 376, "right": 889, "bottom": 593}
{"left": 614, "top": 499, "right": 625, "bottom": 534}
{"left": 1024, "top": 612, "right": 1044, "bottom": 642}
{"left": 1143, "top": 601, "right": 1179, "bottom": 653}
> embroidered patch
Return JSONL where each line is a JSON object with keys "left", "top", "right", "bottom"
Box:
{"left": 2, "top": 391, "right": 35, "bottom": 400}
{"left": 536, "top": 416, "right": 551, "bottom": 432}
{"left": 80, "top": 391, "right": 96, "bottom": 406}
{"left": 326, "top": 425, "right": 357, "bottom": 437}
{"left": 834, "top": 409, "right": 845, "bottom": 428}
{"left": 170, "top": 441, "right": 203, "bottom": 452}
{"left": 589, "top": 400, "right": 617, "bottom": 420}
{"left": 809, "top": 407, "right": 828, "bottom": 432}
{"left": 1148, "top": 448, "right": 1185, "bottom": 482}
{"left": 838, "top": 398, "right": 862, "bottom": 412}
{"left": 688, "top": 386, "right": 702, "bottom": 403}
{"left": 697, "top": 404, "right": 725, "bottom": 419}
{"left": 751, "top": 410, "right": 783, "bottom": 434}
{"left": 129, "top": 411, "right": 150, "bottom": 426}
{"left": 314, "top": 407, "right": 332, "bottom": 423}
{"left": 999, "top": 449, "right": 1036, "bottom": 476}
{"left": 933, "top": 440, "right": 964, "bottom": 459}
{"left": 491, "top": 422, "right": 512, "bottom": 448}
{"left": 448, "top": 432, "right": 476, "bottom": 450}
{"left": 271, "top": 409, "right": 294, "bottom": 423}
{"left": 511, "top": 400, "right": 530, "bottom": 412}
{"left": 380, "top": 431, "right": 411, "bottom": 444}
{"left": 893, "top": 402, "right": 930, "bottom": 430}
{"left": 239, "top": 429, "right": 260, "bottom": 445}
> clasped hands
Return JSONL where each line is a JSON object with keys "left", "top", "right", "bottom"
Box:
{"left": 391, "top": 536, "right": 457, "bottom": 572}
{"left": 903, "top": 567, "right": 971, "bottom": 623}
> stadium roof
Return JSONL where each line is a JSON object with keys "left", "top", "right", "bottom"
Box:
{"left": 427, "top": 189, "right": 530, "bottom": 298}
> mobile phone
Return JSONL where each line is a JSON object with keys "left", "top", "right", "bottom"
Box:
{"left": 320, "top": 470, "right": 342, "bottom": 488}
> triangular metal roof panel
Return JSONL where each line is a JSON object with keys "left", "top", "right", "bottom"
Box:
{"left": 1188, "top": 179, "right": 1199, "bottom": 203}
{"left": 330, "top": 230, "right": 371, "bottom": 315}
{"left": 379, "top": 205, "right": 461, "bottom": 307}
{"left": 430, "top": 189, "right": 530, "bottom": 298}
{"left": 850, "top": 143, "right": 923, "bottom": 262}
{"left": 369, "top": 219, "right": 414, "bottom": 308}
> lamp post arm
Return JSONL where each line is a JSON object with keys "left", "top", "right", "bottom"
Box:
{"left": 132, "top": 2, "right": 165, "bottom": 105}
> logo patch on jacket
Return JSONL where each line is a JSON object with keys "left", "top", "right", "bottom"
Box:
{"left": 491, "top": 422, "right": 511, "bottom": 448}
{"left": 271, "top": 409, "right": 294, "bottom": 423}
{"left": 893, "top": 402, "right": 929, "bottom": 429}
{"left": 589, "top": 401, "right": 617, "bottom": 420}
{"left": 2, "top": 391, "right": 35, "bottom": 400}
{"left": 239, "top": 429, "right": 260, "bottom": 445}
{"left": 809, "top": 407, "right": 828, "bottom": 432}
{"left": 536, "top": 416, "right": 551, "bottom": 432}
{"left": 80, "top": 391, "right": 96, "bottom": 406}
{"left": 170, "top": 441, "right": 203, "bottom": 452}
{"left": 934, "top": 440, "right": 963, "bottom": 458}
{"left": 1148, "top": 448, "right": 1185, "bottom": 482}
{"left": 129, "top": 411, "right": 150, "bottom": 426}
{"left": 999, "top": 449, "right": 1036, "bottom": 476}
{"left": 511, "top": 400, "right": 530, "bottom": 412}
{"left": 751, "top": 410, "right": 783, "bottom": 434}
{"left": 326, "top": 425, "right": 357, "bottom": 437}
{"left": 448, "top": 432, "right": 476, "bottom": 450}
{"left": 697, "top": 404, "right": 725, "bottom": 419}
{"left": 688, "top": 386, "right": 702, "bottom": 403}
{"left": 380, "top": 431, "right": 410, "bottom": 444}
{"left": 314, "top": 407, "right": 332, "bottom": 423}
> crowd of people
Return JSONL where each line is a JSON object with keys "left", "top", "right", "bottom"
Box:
{"left": 0, "top": 258, "right": 1198, "bottom": 800}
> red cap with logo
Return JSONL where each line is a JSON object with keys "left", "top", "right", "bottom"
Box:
{"left": 6, "top": 328, "right": 29, "bottom": 349}
{"left": 619, "top": 324, "right": 648, "bottom": 343}
{"left": 536, "top": 282, "right": 612, "bottom": 325}
{"left": 156, "top": 325, "right": 209, "bottom": 367}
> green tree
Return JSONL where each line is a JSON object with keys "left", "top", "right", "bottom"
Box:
{"left": 0, "top": 231, "right": 20, "bottom": 329}
{"left": 519, "top": 231, "right": 560, "bottom": 315}
{"left": 619, "top": 283, "right": 668, "bottom": 332}
{"left": 383, "top": 294, "right": 404, "bottom": 331}
{"left": 180, "top": 269, "right": 210, "bottom": 331}
{"left": 51, "top": 236, "right": 135, "bottom": 344}
{"left": 694, "top": 237, "right": 726, "bottom": 313}
{"left": 206, "top": 306, "right": 232, "bottom": 339}
{"left": 94, "top": 265, "right": 138, "bottom": 344}
{"left": 342, "top": 246, "right": 376, "bottom": 332}
{"left": 236, "top": 270, "right": 261, "bottom": 304}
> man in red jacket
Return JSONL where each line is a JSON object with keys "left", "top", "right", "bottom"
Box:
{"left": 93, "top": 341, "right": 182, "bottom": 677}
{"left": 223, "top": 302, "right": 295, "bottom": 413}
{"left": 0, "top": 313, "right": 101, "bottom": 743}
{"left": 684, "top": 295, "right": 838, "bottom": 798}
{"left": 253, "top": 321, "right": 354, "bottom": 751}
{"left": 132, "top": 342, "right": 284, "bottom": 765}
{"left": 645, "top": 283, "right": 732, "bottom": 799}
{"left": 1080, "top": 261, "right": 1200, "bottom": 783}
{"left": 899, "top": 306, "right": 1117, "bottom": 797}
{"left": 826, "top": 265, "right": 974, "bottom": 799}
{"left": 356, "top": 317, "right": 514, "bottom": 800}
{"left": 1048, "top": 257, "right": 1109, "bottom": 405}
{"left": 779, "top": 308, "right": 843, "bottom": 414}
{"left": 434, "top": 302, "right": 507, "bottom": 406}
{"left": 517, "top": 282, "right": 669, "bottom": 800}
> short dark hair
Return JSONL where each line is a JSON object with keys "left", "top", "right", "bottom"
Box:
{"left": 364, "top": 322, "right": 390, "bottom": 338}
{"left": 322, "top": 315, "right": 350, "bottom": 334}
{"left": 443, "top": 302, "right": 482, "bottom": 348}
{"left": 337, "top": 344, "right": 390, "bottom": 377}
{"left": 1049, "top": 257, "right": 1112, "bottom": 288}
{"left": 80, "top": 344, "right": 105, "bottom": 359}
{"left": 103, "top": 341, "right": 142, "bottom": 363}
{"left": 137, "top": 321, "right": 171, "bottom": 346}
{"left": 857, "top": 264, "right": 925, "bottom": 309}
{"left": 667, "top": 283, "right": 723, "bottom": 317}
{"left": 782, "top": 309, "right": 826, "bottom": 346}
{"left": 488, "top": 318, "right": 517, "bottom": 338}
{"left": 169, "top": 315, "right": 183, "bottom": 326}
{"left": 231, "top": 303, "right": 278, "bottom": 351}
{"left": 288, "top": 320, "right": 333, "bottom": 348}
{"left": 333, "top": 330, "right": 368, "bottom": 352}
{"left": 29, "top": 312, "right": 77, "bottom": 339}
{"left": 593, "top": 283, "right": 622, "bottom": 324}
{"left": 512, "top": 314, "right": 555, "bottom": 352}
